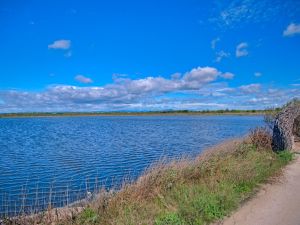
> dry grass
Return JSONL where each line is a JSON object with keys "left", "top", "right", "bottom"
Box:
{"left": 4, "top": 135, "right": 293, "bottom": 225}
{"left": 249, "top": 127, "right": 273, "bottom": 151}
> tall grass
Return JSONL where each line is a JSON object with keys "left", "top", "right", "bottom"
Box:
{"left": 6, "top": 130, "right": 293, "bottom": 225}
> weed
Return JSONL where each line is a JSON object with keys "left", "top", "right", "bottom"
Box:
{"left": 155, "top": 212, "right": 184, "bottom": 225}
{"left": 77, "top": 207, "right": 98, "bottom": 225}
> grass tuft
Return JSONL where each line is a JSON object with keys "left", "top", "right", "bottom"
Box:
{"left": 77, "top": 208, "right": 99, "bottom": 225}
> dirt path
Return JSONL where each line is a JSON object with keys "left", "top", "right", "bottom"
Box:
{"left": 222, "top": 154, "right": 300, "bottom": 225}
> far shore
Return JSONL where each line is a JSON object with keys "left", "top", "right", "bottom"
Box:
{"left": 0, "top": 110, "right": 268, "bottom": 118}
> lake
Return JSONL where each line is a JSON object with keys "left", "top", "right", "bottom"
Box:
{"left": 0, "top": 115, "right": 262, "bottom": 216}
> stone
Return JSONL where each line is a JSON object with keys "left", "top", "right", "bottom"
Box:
{"left": 272, "top": 103, "right": 300, "bottom": 151}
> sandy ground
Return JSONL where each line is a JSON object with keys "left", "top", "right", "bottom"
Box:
{"left": 222, "top": 154, "right": 300, "bottom": 225}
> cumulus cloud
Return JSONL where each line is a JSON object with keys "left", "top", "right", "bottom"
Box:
{"left": 1, "top": 81, "right": 299, "bottom": 112}
{"left": 171, "top": 73, "right": 181, "bottom": 80}
{"left": 220, "top": 72, "right": 234, "bottom": 79}
{"left": 182, "top": 67, "right": 220, "bottom": 88}
{"left": 2, "top": 66, "right": 298, "bottom": 112}
{"left": 111, "top": 67, "right": 228, "bottom": 94}
{"left": 239, "top": 83, "right": 261, "bottom": 93}
{"left": 48, "top": 40, "right": 71, "bottom": 50}
{"left": 0, "top": 66, "right": 237, "bottom": 112}
{"left": 236, "top": 42, "right": 248, "bottom": 57}
{"left": 283, "top": 23, "right": 300, "bottom": 36}
{"left": 75, "top": 75, "right": 93, "bottom": 84}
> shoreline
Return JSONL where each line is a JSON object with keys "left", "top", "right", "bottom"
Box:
{"left": 0, "top": 112, "right": 265, "bottom": 119}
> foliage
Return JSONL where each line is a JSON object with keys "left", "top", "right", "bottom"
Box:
{"left": 249, "top": 127, "right": 273, "bottom": 150}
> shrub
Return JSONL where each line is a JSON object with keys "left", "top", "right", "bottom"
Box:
{"left": 249, "top": 127, "right": 272, "bottom": 150}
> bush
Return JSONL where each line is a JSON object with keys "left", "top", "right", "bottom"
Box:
{"left": 249, "top": 127, "right": 272, "bottom": 150}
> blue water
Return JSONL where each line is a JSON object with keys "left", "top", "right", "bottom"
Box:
{"left": 0, "top": 115, "right": 262, "bottom": 215}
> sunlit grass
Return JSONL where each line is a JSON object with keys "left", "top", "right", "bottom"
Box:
{"left": 65, "top": 143, "right": 293, "bottom": 225}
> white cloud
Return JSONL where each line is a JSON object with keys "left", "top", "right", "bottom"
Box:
{"left": 182, "top": 67, "right": 220, "bottom": 89}
{"left": 210, "top": 0, "right": 300, "bottom": 29}
{"left": 0, "top": 66, "right": 237, "bottom": 112}
{"left": 75, "top": 75, "right": 93, "bottom": 84}
{"left": 2, "top": 67, "right": 298, "bottom": 112}
{"left": 236, "top": 42, "right": 248, "bottom": 57}
{"left": 211, "top": 38, "right": 220, "bottom": 49}
{"left": 113, "top": 67, "right": 225, "bottom": 94}
{"left": 215, "top": 50, "right": 230, "bottom": 62}
{"left": 239, "top": 83, "right": 261, "bottom": 93}
{"left": 220, "top": 72, "right": 234, "bottom": 79}
{"left": 48, "top": 40, "right": 71, "bottom": 50}
{"left": 283, "top": 23, "right": 300, "bottom": 36}
{"left": 171, "top": 73, "right": 181, "bottom": 80}
{"left": 254, "top": 72, "right": 262, "bottom": 77}
{"left": 1, "top": 81, "right": 299, "bottom": 112}
{"left": 291, "top": 83, "right": 300, "bottom": 87}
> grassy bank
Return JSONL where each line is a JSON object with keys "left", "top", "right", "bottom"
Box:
{"left": 10, "top": 129, "right": 293, "bottom": 225}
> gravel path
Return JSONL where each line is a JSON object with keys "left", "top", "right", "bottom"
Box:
{"left": 222, "top": 154, "right": 300, "bottom": 225}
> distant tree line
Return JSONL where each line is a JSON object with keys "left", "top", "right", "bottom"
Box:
{"left": 1, "top": 98, "right": 299, "bottom": 118}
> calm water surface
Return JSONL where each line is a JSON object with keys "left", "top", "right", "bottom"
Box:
{"left": 0, "top": 115, "right": 262, "bottom": 215}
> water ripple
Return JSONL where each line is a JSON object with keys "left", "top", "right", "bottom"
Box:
{"left": 0, "top": 115, "right": 262, "bottom": 216}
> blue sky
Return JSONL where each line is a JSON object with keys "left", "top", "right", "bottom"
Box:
{"left": 0, "top": 0, "right": 300, "bottom": 112}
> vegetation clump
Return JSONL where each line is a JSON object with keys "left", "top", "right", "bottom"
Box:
{"left": 249, "top": 127, "right": 273, "bottom": 150}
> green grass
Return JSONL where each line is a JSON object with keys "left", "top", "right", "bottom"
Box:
{"left": 77, "top": 208, "right": 99, "bottom": 225}
{"left": 66, "top": 142, "right": 293, "bottom": 225}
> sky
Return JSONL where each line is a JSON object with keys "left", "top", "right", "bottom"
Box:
{"left": 0, "top": 0, "right": 300, "bottom": 112}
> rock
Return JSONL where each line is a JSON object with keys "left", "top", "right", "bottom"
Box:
{"left": 272, "top": 103, "right": 300, "bottom": 151}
